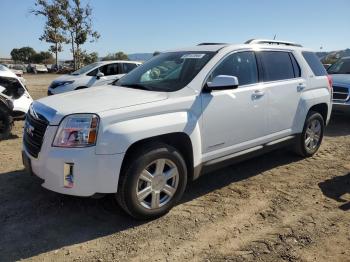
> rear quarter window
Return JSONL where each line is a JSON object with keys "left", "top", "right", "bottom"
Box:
{"left": 302, "top": 51, "right": 327, "bottom": 76}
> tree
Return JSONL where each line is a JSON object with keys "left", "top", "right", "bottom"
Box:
{"left": 10, "top": 47, "right": 36, "bottom": 63}
{"left": 59, "top": 0, "right": 100, "bottom": 69}
{"left": 32, "top": 51, "right": 55, "bottom": 64}
{"left": 32, "top": 0, "right": 67, "bottom": 69}
{"left": 81, "top": 51, "right": 98, "bottom": 65}
{"left": 102, "top": 51, "right": 129, "bottom": 61}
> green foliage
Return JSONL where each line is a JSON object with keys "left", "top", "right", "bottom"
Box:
{"left": 102, "top": 51, "right": 129, "bottom": 61}
{"left": 32, "top": 0, "right": 100, "bottom": 70}
{"left": 10, "top": 47, "right": 54, "bottom": 64}
{"left": 32, "top": 51, "right": 55, "bottom": 64}
{"left": 10, "top": 47, "right": 36, "bottom": 63}
{"left": 32, "top": 0, "right": 67, "bottom": 66}
{"left": 82, "top": 51, "right": 99, "bottom": 65}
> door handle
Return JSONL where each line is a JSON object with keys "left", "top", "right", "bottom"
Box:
{"left": 253, "top": 90, "right": 265, "bottom": 98}
{"left": 297, "top": 84, "right": 306, "bottom": 92}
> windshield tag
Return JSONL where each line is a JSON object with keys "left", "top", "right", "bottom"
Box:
{"left": 181, "top": 54, "right": 206, "bottom": 59}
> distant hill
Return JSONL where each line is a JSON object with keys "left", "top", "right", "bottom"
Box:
{"left": 128, "top": 53, "right": 153, "bottom": 62}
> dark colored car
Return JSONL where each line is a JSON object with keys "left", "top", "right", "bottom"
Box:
{"left": 327, "top": 57, "right": 350, "bottom": 114}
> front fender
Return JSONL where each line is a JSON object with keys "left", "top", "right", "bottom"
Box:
{"left": 95, "top": 111, "right": 202, "bottom": 167}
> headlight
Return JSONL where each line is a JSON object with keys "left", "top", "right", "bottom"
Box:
{"left": 51, "top": 81, "right": 74, "bottom": 89}
{"left": 53, "top": 114, "right": 99, "bottom": 147}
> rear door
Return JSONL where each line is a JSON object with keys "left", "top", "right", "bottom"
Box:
{"left": 257, "top": 50, "right": 303, "bottom": 136}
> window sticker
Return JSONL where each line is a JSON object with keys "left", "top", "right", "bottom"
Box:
{"left": 181, "top": 54, "right": 206, "bottom": 59}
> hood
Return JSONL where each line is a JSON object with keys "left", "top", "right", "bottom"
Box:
{"left": 53, "top": 74, "right": 78, "bottom": 82}
{"left": 35, "top": 85, "right": 168, "bottom": 125}
{"left": 330, "top": 74, "right": 350, "bottom": 86}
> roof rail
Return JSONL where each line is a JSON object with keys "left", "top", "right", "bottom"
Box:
{"left": 245, "top": 39, "right": 303, "bottom": 47}
{"left": 197, "top": 42, "right": 227, "bottom": 46}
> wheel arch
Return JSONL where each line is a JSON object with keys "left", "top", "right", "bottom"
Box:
{"left": 121, "top": 132, "right": 195, "bottom": 181}
{"left": 308, "top": 103, "right": 328, "bottom": 123}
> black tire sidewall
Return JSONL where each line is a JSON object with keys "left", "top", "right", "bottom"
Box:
{"left": 0, "top": 106, "right": 12, "bottom": 140}
{"left": 121, "top": 145, "right": 187, "bottom": 219}
{"left": 300, "top": 111, "right": 324, "bottom": 156}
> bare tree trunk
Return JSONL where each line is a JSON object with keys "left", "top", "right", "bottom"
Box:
{"left": 70, "top": 32, "right": 76, "bottom": 70}
{"left": 55, "top": 42, "right": 58, "bottom": 70}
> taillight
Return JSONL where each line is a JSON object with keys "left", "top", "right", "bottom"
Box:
{"left": 327, "top": 75, "right": 333, "bottom": 91}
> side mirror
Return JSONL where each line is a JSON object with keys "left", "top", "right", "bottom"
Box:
{"left": 204, "top": 75, "right": 239, "bottom": 92}
{"left": 96, "top": 71, "right": 104, "bottom": 79}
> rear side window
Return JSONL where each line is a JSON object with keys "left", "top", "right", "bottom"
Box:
{"left": 122, "top": 63, "right": 138, "bottom": 73}
{"left": 259, "top": 51, "right": 295, "bottom": 81}
{"left": 302, "top": 51, "right": 327, "bottom": 76}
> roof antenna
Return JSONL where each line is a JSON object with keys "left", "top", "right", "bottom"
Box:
{"left": 273, "top": 34, "right": 277, "bottom": 40}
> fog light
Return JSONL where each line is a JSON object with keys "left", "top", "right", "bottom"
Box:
{"left": 63, "top": 163, "right": 74, "bottom": 188}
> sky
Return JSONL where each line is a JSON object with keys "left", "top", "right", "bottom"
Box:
{"left": 0, "top": 0, "right": 349, "bottom": 60}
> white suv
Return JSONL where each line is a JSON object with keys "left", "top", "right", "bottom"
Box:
{"left": 48, "top": 60, "right": 142, "bottom": 95}
{"left": 22, "top": 40, "right": 332, "bottom": 219}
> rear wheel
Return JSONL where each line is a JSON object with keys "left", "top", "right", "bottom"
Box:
{"left": 0, "top": 106, "right": 13, "bottom": 140}
{"left": 117, "top": 143, "right": 187, "bottom": 219}
{"left": 294, "top": 111, "right": 324, "bottom": 157}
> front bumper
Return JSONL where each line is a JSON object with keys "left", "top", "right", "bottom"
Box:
{"left": 22, "top": 126, "right": 124, "bottom": 196}
{"left": 332, "top": 101, "right": 350, "bottom": 114}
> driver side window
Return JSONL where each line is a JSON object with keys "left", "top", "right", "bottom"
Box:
{"left": 210, "top": 51, "right": 258, "bottom": 86}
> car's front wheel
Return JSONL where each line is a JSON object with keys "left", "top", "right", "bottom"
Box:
{"left": 117, "top": 143, "right": 188, "bottom": 219}
{"left": 294, "top": 111, "right": 324, "bottom": 157}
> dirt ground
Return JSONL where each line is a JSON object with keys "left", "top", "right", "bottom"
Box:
{"left": 0, "top": 74, "right": 349, "bottom": 262}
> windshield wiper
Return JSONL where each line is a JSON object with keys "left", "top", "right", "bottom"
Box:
{"left": 118, "top": 83, "right": 152, "bottom": 91}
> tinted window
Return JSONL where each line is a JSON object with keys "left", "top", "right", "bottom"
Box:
{"left": 327, "top": 58, "right": 350, "bottom": 74}
{"left": 123, "top": 63, "right": 138, "bottom": 73}
{"left": 260, "top": 51, "right": 295, "bottom": 81}
{"left": 302, "top": 51, "right": 327, "bottom": 76}
{"left": 211, "top": 51, "right": 258, "bottom": 86}
{"left": 101, "top": 63, "right": 119, "bottom": 76}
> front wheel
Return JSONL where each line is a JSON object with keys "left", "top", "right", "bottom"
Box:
{"left": 294, "top": 111, "right": 324, "bottom": 157}
{"left": 117, "top": 143, "right": 188, "bottom": 219}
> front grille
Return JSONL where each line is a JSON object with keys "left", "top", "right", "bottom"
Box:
{"left": 333, "top": 86, "right": 349, "bottom": 101}
{"left": 23, "top": 112, "right": 49, "bottom": 158}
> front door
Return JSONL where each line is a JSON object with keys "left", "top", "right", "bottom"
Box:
{"left": 201, "top": 51, "right": 268, "bottom": 159}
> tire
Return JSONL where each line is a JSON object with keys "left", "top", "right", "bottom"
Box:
{"left": 75, "top": 86, "right": 88, "bottom": 90}
{"left": 117, "top": 143, "right": 188, "bottom": 219}
{"left": 294, "top": 111, "right": 324, "bottom": 157}
{"left": 0, "top": 105, "right": 13, "bottom": 140}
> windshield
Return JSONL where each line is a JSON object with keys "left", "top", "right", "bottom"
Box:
{"left": 115, "top": 51, "right": 215, "bottom": 92}
{"left": 71, "top": 62, "right": 100, "bottom": 75}
{"left": 328, "top": 58, "right": 350, "bottom": 74}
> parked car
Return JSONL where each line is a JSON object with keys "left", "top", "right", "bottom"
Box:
{"left": 47, "top": 60, "right": 142, "bottom": 95}
{"left": 22, "top": 39, "right": 332, "bottom": 219}
{"left": 27, "top": 64, "right": 49, "bottom": 74}
{"left": 0, "top": 65, "right": 33, "bottom": 139}
{"left": 327, "top": 56, "right": 350, "bottom": 114}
